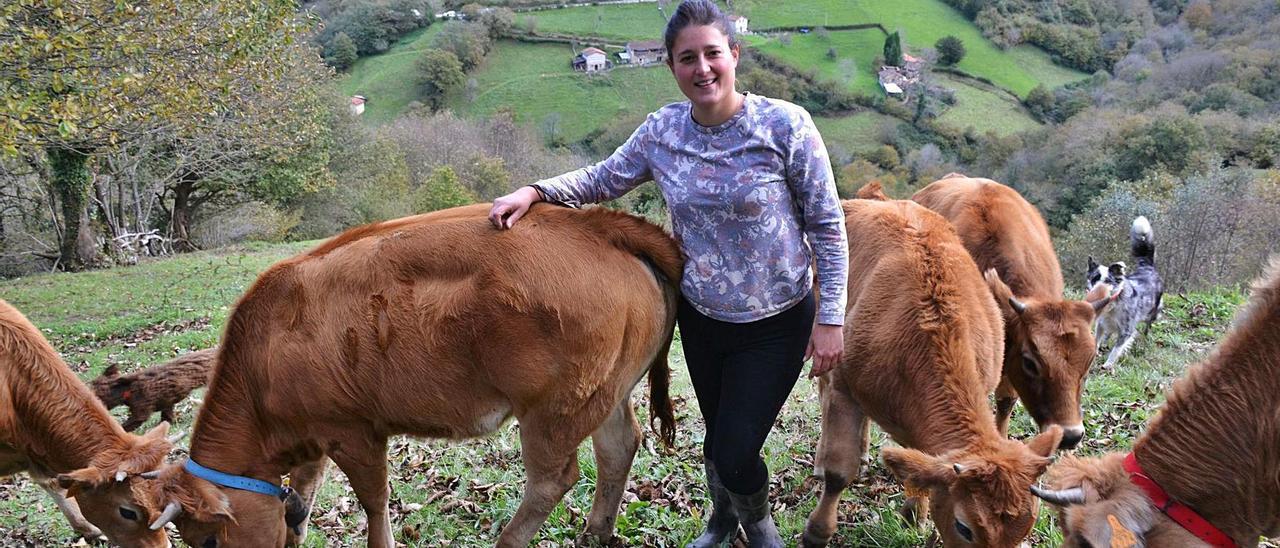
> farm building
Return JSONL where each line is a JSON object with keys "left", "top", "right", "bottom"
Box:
{"left": 729, "top": 15, "right": 748, "bottom": 34}
{"left": 626, "top": 40, "right": 666, "bottom": 65}
{"left": 573, "top": 47, "right": 609, "bottom": 72}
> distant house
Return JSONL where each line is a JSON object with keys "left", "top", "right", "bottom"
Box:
{"left": 573, "top": 47, "right": 609, "bottom": 72}
{"left": 878, "top": 53, "right": 925, "bottom": 100}
{"left": 349, "top": 95, "right": 367, "bottom": 115}
{"left": 435, "top": 10, "right": 459, "bottom": 20}
{"left": 626, "top": 40, "right": 666, "bottom": 65}
{"left": 729, "top": 15, "right": 749, "bottom": 34}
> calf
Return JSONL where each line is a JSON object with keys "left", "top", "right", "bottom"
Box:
{"left": 913, "top": 175, "right": 1112, "bottom": 449}
{"left": 0, "top": 299, "right": 173, "bottom": 547}
{"left": 1037, "top": 258, "right": 1280, "bottom": 546}
{"left": 92, "top": 347, "right": 216, "bottom": 431}
{"left": 132, "top": 203, "right": 681, "bottom": 548}
{"left": 803, "top": 197, "right": 1062, "bottom": 547}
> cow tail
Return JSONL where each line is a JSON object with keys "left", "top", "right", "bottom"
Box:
{"left": 647, "top": 314, "right": 677, "bottom": 449}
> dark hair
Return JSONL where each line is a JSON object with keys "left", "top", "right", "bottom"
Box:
{"left": 663, "top": 0, "right": 738, "bottom": 56}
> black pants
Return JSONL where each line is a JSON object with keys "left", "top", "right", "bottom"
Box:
{"left": 677, "top": 291, "right": 815, "bottom": 496}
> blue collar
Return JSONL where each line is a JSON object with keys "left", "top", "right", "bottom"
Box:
{"left": 184, "top": 459, "right": 285, "bottom": 500}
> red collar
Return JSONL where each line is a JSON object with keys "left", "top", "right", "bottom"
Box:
{"left": 1123, "top": 453, "right": 1238, "bottom": 547}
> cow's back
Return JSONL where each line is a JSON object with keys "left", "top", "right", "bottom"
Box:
{"left": 912, "top": 176, "right": 1063, "bottom": 300}
{"left": 210, "top": 203, "right": 680, "bottom": 440}
{"left": 837, "top": 199, "right": 1003, "bottom": 445}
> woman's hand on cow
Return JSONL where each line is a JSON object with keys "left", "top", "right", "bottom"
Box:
{"left": 805, "top": 323, "right": 844, "bottom": 378}
{"left": 489, "top": 186, "right": 543, "bottom": 229}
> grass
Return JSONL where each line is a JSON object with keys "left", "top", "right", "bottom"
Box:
{"left": 814, "top": 111, "right": 899, "bottom": 155}
{"left": 339, "top": 25, "right": 446, "bottom": 125}
{"left": 735, "top": 0, "right": 1087, "bottom": 97}
{"left": 744, "top": 29, "right": 887, "bottom": 96}
{"left": 453, "top": 40, "right": 686, "bottom": 143}
{"left": 935, "top": 73, "right": 1043, "bottom": 137}
{"left": 2, "top": 236, "right": 1272, "bottom": 547}
{"left": 516, "top": 3, "right": 668, "bottom": 43}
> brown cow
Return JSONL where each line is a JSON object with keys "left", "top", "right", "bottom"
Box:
{"left": 913, "top": 175, "right": 1111, "bottom": 449}
{"left": 802, "top": 197, "right": 1062, "bottom": 547}
{"left": 135, "top": 203, "right": 681, "bottom": 548}
{"left": 1035, "top": 258, "right": 1280, "bottom": 547}
{"left": 92, "top": 347, "right": 216, "bottom": 431}
{"left": 0, "top": 299, "right": 174, "bottom": 547}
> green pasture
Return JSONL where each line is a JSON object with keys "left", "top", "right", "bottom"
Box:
{"left": 453, "top": 40, "right": 685, "bottom": 143}
{"left": 340, "top": 25, "right": 446, "bottom": 125}
{"left": 936, "top": 73, "right": 1043, "bottom": 136}
{"left": 814, "top": 111, "right": 899, "bottom": 155}
{"left": 744, "top": 29, "right": 886, "bottom": 97}
{"left": 516, "top": 2, "right": 668, "bottom": 43}
{"left": 0, "top": 235, "right": 1266, "bottom": 546}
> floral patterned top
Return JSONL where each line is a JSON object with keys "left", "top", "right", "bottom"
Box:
{"left": 533, "top": 93, "right": 848, "bottom": 325}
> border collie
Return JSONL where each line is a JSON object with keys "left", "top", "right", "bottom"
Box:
{"left": 1085, "top": 216, "right": 1165, "bottom": 369}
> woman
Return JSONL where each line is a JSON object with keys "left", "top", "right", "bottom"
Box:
{"left": 488, "top": 1, "right": 848, "bottom": 545}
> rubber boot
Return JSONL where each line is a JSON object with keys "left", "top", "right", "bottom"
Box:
{"left": 728, "top": 483, "right": 783, "bottom": 548}
{"left": 686, "top": 460, "right": 740, "bottom": 548}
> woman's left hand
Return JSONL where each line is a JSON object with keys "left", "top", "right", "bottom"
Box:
{"left": 805, "top": 323, "right": 844, "bottom": 378}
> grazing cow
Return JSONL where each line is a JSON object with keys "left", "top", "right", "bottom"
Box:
{"left": 913, "top": 175, "right": 1111, "bottom": 449}
{"left": 136, "top": 203, "right": 681, "bottom": 548}
{"left": 92, "top": 347, "right": 217, "bottom": 431}
{"left": 0, "top": 299, "right": 174, "bottom": 547}
{"left": 802, "top": 196, "right": 1063, "bottom": 547}
{"left": 1036, "top": 258, "right": 1280, "bottom": 547}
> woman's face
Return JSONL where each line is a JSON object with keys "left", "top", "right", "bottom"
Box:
{"left": 668, "top": 24, "right": 739, "bottom": 111}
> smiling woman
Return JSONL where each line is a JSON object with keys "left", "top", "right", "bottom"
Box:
{"left": 486, "top": 2, "right": 850, "bottom": 546}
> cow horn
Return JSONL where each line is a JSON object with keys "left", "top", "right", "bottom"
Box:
{"left": 140, "top": 470, "right": 162, "bottom": 480}
{"left": 115, "top": 470, "right": 128, "bottom": 482}
{"left": 149, "top": 500, "right": 182, "bottom": 530}
{"left": 1009, "top": 296, "right": 1028, "bottom": 315}
{"left": 168, "top": 431, "right": 187, "bottom": 444}
{"left": 952, "top": 463, "right": 966, "bottom": 474}
{"left": 1030, "top": 485, "right": 1086, "bottom": 506}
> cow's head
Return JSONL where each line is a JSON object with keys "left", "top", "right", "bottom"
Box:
{"left": 56, "top": 422, "right": 174, "bottom": 548}
{"left": 143, "top": 463, "right": 290, "bottom": 548}
{"left": 884, "top": 427, "right": 1063, "bottom": 547}
{"left": 986, "top": 271, "right": 1111, "bottom": 449}
{"left": 1036, "top": 453, "right": 1203, "bottom": 548}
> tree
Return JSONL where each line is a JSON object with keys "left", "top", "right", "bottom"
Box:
{"left": 826, "top": 47, "right": 838, "bottom": 60}
{"left": 415, "top": 166, "right": 475, "bottom": 213}
{"left": 883, "top": 31, "right": 903, "bottom": 67}
{"left": 737, "top": 68, "right": 793, "bottom": 101}
{"left": 433, "top": 21, "right": 491, "bottom": 71}
{"left": 935, "top": 36, "right": 966, "bottom": 66}
{"left": 417, "top": 49, "right": 465, "bottom": 111}
{"left": 1182, "top": 0, "right": 1212, "bottom": 31}
{"left": 328, "top": 32, "right": 359, "bottom": 71}
{"left": 478, "top": 7, "right": 515, "bottom": 39}
{"left": 0, "top": 0, "right": 309, "bottom": 269}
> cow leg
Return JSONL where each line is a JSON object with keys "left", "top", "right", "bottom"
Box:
{"left": 994, "top": 381, "right": 1019, "bottom": 437}
{"left": 284, "top": 457, "right": 330, "bottom": 547}
{"left": 33, "top": 474, "right": 104, "bottom": 540}
{"left": 802, "top": 381, "right": 868, "bottom": 548}
{"left": 329, "top": 435, "right": 393, "bottom": 548}
{"left": 496, "top": 416, "right": 583, "bottom": 548}
{"left": 580, "top": 397, "right": 642, "bottom": 544}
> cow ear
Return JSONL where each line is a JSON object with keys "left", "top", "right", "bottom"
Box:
{"left": 58, "top": 466, "right": 111, "bottom": 497}
{"left": 883, "top": 447, "right": 954, "bottom": 492}
{"left": 1026, "top": 425, "right": 1064, "bottom": 459}
{"left": 983, "top": 269, "right": 1026, "bottom": 315}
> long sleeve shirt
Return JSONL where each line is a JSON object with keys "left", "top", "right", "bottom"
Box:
{"left": 533, "top": 93, "right": 848, "bottom": 325}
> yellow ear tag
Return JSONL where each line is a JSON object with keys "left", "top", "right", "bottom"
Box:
{"left": 1108, "top": 514, "right": 1137, "bottom": 548}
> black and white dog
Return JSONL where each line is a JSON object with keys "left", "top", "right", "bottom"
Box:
{"left": 1085, "top": 216, "right": 1165, "bottom": 369}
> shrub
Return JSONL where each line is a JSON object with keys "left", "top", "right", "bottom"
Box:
{"left": 935, "top": 36, "right": 966, "bottom": 66}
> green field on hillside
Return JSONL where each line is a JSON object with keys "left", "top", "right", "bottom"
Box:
{"left": 340, "top": 25, "right": 445, "bottom": 124}
{"left": 745, "top": 29, "right": 886, "bottom": 96}
{"left": 936, "top": 73, "right": 1042, "bottom": 136}
{"left": 454, "top": 40, "right": 685, "bottom": 143}
{"left": 516, "top": 2, "right": 667, "bottom": 42}
{"left": 735, "top": 0, "right": 1086, "bottom": 96}
{"left": 814, "top": 111, "right": 898, "bottom": 155}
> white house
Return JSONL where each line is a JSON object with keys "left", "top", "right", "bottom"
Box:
{"left": 349, "top": 95, "right": 367, "bottom": 115}
{"left": 579, "top": 47, "right": 608, "bottom": 72}
{"left": 729, "top": 15, "right": 749, "bottom": 35}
